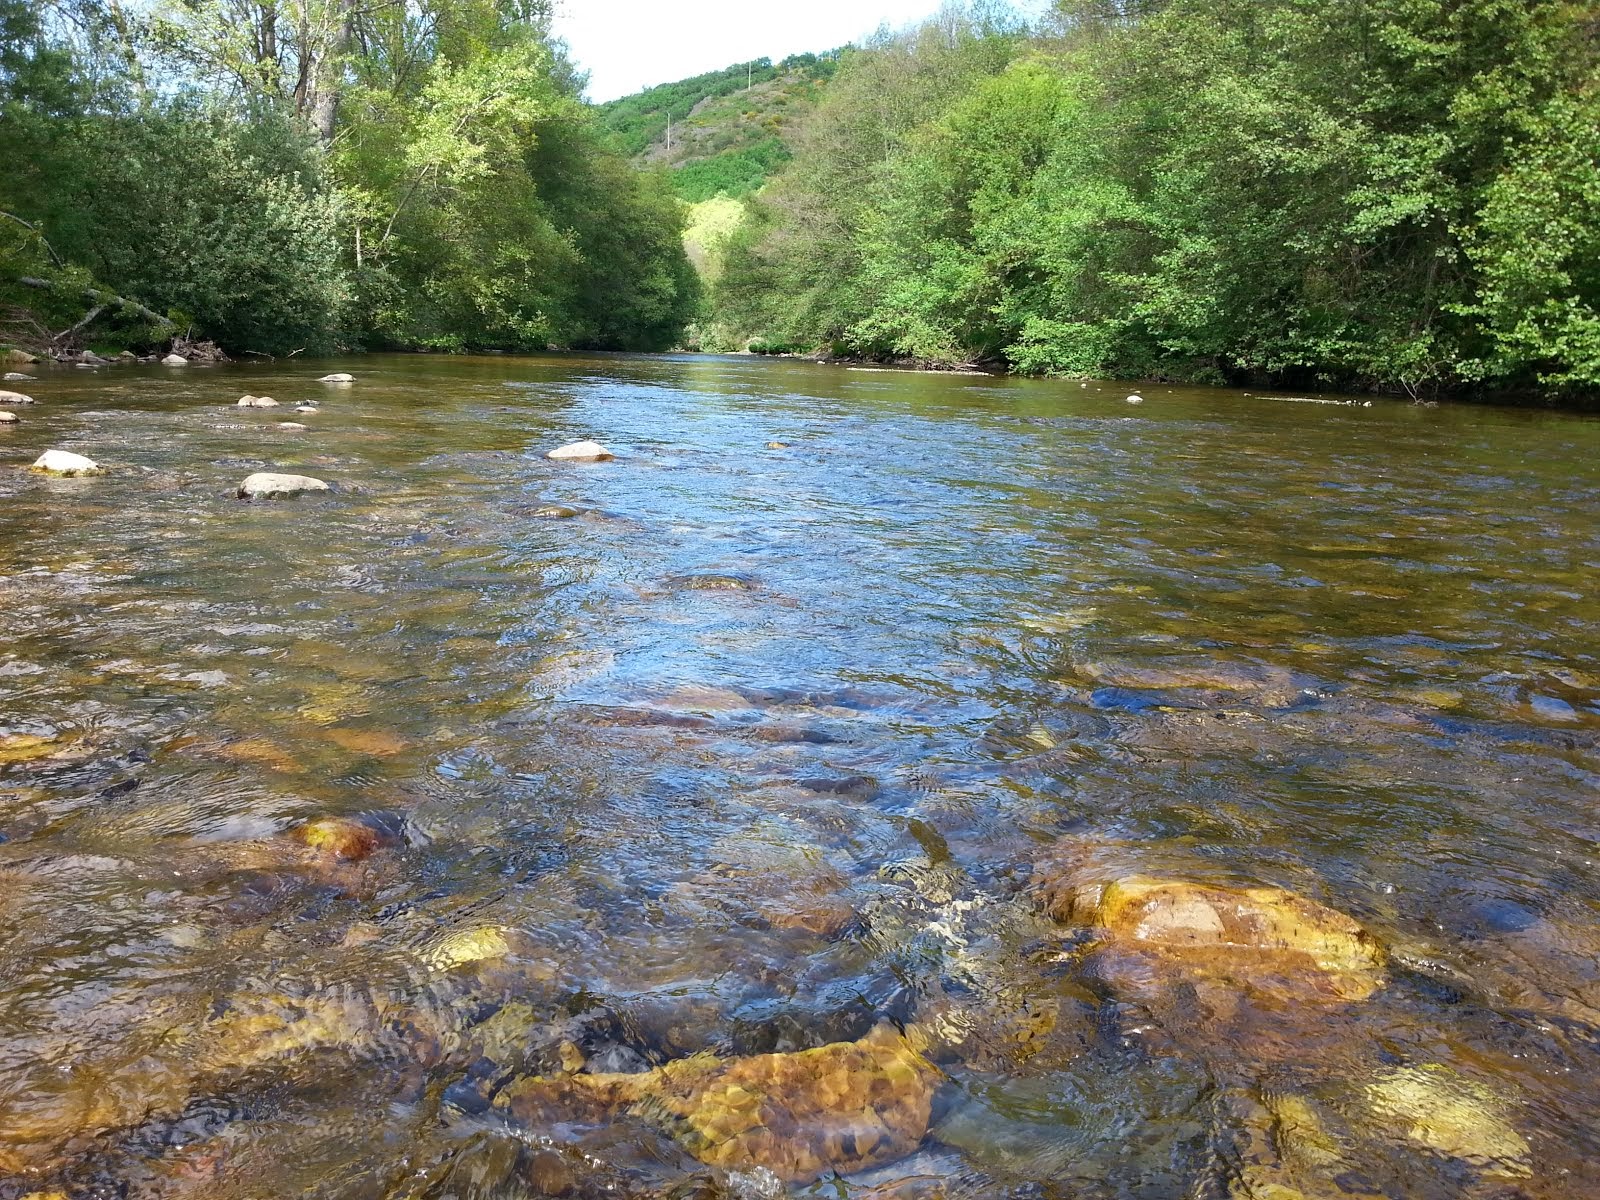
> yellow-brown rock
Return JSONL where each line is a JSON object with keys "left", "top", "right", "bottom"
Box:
{"left": 1363, "top": 1065, "right": 1530, "bottom": 1176}
{"left": 291, "top": 815, "right": 395, "bottom": 863}
{"left": 1039, "top": 866, "right": 1384, "bottom": 1003}
{"left": 0, "top": 731, "right": 78, "bottom": 766}
{"left": 497, "top": 1022, "right": 941, "bottom": 1182}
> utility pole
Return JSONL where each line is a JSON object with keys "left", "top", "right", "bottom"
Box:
{"left": 747, "top": 61, "right": 752, "bottom": 88}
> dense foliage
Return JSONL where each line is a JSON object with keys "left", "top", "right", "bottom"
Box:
{"left": 670, "top": 136, "right": 792, "bottom": 204}
{"left": 714, "top": 0, "right": 1600, "bottom": 401}
{"left": 0, "top": 0, "right": 697, "bottom": 356}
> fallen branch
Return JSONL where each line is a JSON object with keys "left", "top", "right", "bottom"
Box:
{"left": 1, "top": 212, "right": 64, "bottom": 269}
{"left": 53, "top": 304, "right": 105, "bottom": 344}
{"left": 17, "top": 276, "right": 175, "bottom": 332}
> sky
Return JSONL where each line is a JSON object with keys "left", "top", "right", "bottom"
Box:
{"left": 550, "top": 0, "right": 953, "bottom": 102}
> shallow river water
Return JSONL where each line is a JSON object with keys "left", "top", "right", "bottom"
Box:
{"left": 1, "top": 354, "right": 1599, "bottom": 1199}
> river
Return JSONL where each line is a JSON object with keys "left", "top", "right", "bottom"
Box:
{"left": 1, "top": 353, "right": 1598, "bottom": 1198}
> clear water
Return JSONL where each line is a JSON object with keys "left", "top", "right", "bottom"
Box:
{"left": 1, "top": 354, "right": 1598, "bottom": 1198}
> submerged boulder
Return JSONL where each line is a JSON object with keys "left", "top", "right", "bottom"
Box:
{"left": 2, "top": 372, "right": 34, "bottom": 381}
{"left": 291, "top": 814, "right": 401, "bottom": 863}
{"left": 237, "top": 471, "right": 330, "bottom": 499}
{"left": 421, "top": 925, "right": 512, "bottom": 972}
{"left": 31, "top": 449, "right": 102, "bottom": 476}
{"left": 277, "top": 421, "right": 307, "bottom": 431}
{"left": 497, "top": 1022, "right": 941, "bottom": 1182}
{"left": 546, "top": 440, "right": 614, "bottom": 461}
{"left": 1364, "top": 1065, "right": 1530, "bottom": 1175}
{"left": 1035, "top": 848, "right": 1385, "bottom": 1004}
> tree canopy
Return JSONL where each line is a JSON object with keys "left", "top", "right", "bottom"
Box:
{"left": 0, "top": 0, "right": 698, "bottom": 356}
{"left": 712, "top": 0, "right": 1600, "bottom": 401}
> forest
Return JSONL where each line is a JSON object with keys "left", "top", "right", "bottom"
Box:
{"left": 706, "top": 0, "right": 1600, "bottom": 401}
{"left": 4, "top": 0, "right": 1596, "bottom": 402}
{"left": 0, "top": 0, "right": 698, "bottom": 356}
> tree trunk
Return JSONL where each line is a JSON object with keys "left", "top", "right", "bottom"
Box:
{"left": 308, "top": 0, "right": 355, "bottom": 144}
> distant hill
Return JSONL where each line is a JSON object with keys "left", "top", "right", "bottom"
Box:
{"left": 596, "top": 51, "right": 842, "bottom": 203}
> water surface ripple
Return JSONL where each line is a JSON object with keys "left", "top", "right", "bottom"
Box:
{"left": 1, "top": 355, "right": 1598, "bottom": 1198}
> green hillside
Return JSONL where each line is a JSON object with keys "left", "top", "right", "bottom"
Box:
{"left": 597, "top": 52, "right": 841, "bottom": 202}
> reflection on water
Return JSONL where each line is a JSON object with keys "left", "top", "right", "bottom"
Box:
{"left": 1, "top": 354, "right": 1598, "bottom": 1198}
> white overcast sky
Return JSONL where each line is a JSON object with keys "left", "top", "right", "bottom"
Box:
{"left": 552, "top": 0, "right": 958, "bottom": 101}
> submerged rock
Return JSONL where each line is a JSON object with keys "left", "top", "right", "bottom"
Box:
{"left": 277, "top": 421, "right": 307, "bottom": 431}
{"left": 318, "top": 372, "right": 355, "bottom": 383}
{"left": 1036, "top": 854, "right": 1385, "bottom": 1004}
{"left": 291, "top": 814, "right": 401, "bottom": 863}
{"left": 422, "top": 925, "right": 512, "bottom": 971}
{"left": 31, "top": 449, "right": 103, "bottom": 476}
{"left": 237, "top": 395, "right": 279, "bottom": 407}
{"left": 2, "top": 372, "right": 34, "bottom": 381}
{"left": 766, "top": 441, "right": 791, "bottom": 449}
{"left": 527, "top": 503, "right": 584, "bottom": 519}
{"left": 0, "top": 731, "right": 73, "bottom": 765}
{"left": 666, "top": 572, "right": 760, "bottom": 592}
{"left": 497, "top": 1022, "right": 941, "bottom": 1182}
{"left": 546, "top": 439, "right": 614, "bottom": 461}
{"left": 237, "top": 471, "right": 330, "bottom": 499}
{"left": 294, "top": 404, "right": 319, "bottom": 414}
{"left": 1364, "top": 1065, "right": 1530, "bottom": 1175}
{"left": 0, "top": 388, "right": 36, "bottom": 405}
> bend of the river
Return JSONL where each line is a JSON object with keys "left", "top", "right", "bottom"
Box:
{"left": 1, "top": 353, "right": 1598, "bottom": 1198}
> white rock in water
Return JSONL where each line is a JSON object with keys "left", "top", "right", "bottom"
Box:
{"left": 237, "top": 395, "right": 280, "bottom": 407}
{"left": 1125, "top": 394, "right": 1144, "bottom": 404}
{"left": 3, "top": 372, "right": 33, "bottom": 381}
{"left": 238, "top": 471, "right": 330, "bottom": 499}
{"left": 318, "top": 373, "right": 355, "bottom": 383}
{"left": 0, "top": 411, "right": 18, "bottom": 424}
{"left": 163, "top": 353, "right": 188, "bottom": 365}
{"left": 277, "top": 421, "right": 307, "bottom": 430}
{"left": 294, "top": 404, "right": 318, "bottom": 413}
{"left": 546, "top": 440, "right": 614, "bottom": 461}
{"left": 32, "top": 449, "right": 102, "bottom": 475}
{"left": 0, "top": 389, "right": 35, "bottom": 404}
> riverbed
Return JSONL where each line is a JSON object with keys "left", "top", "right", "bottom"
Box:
{"left": 1, "top": 354, "right": 1598, "bottom": 1198}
